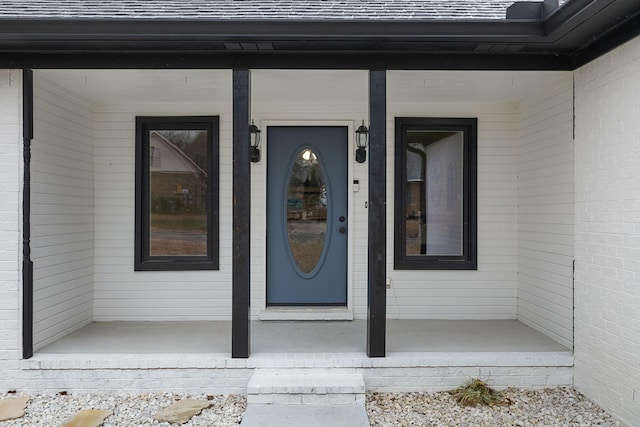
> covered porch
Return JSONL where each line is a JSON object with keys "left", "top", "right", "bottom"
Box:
{"left": 21, "top": 66, "right": 575, "bottom": 387}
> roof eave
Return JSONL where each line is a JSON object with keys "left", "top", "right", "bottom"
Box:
{"left": 0, "top": 0, "right": 638, "bottom": 70}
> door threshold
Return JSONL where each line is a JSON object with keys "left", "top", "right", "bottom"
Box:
{"left": 259, "top": 307, "right": 353, "bottom": 321}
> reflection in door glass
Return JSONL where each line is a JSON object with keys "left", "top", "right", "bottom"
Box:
{"left": 286, "top": 149, "right": 328, "bottom": 273}
{"left": 149, "top": 130, "right": 208, "bottom": 256}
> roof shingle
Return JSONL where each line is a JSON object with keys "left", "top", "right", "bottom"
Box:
{"left": 0, "top": 0, "right": 566, "bottom": 20}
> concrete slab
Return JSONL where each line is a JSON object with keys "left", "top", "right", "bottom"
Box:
{"left": 38, "top": 319, "right": 569, "bottom": 355}
{"left": 240, "top": 404, "right": 370, "bottom": 427}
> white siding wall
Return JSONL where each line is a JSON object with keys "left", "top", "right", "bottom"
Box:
{"left": 31, "top": 75, "right": 94, "bottom": 349}
{"left": 387, "top": 75, "right": 519, "bottom": 319}
{"left": 93, "top": 71, "right": 234, "bottom": 320}
{"left": 574, "top": 36, "right": 640, "bottom": 426}
{"left": 0, "top": 70, "right": 22, "bottom": 361}
{"left": 39, "top": 70, "right": 560, "bottom": 324}
{"left": 516, "top": 75, "right": 574, "bottom": 349}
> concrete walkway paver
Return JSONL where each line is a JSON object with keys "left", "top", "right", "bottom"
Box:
{"left": 60, "top": 409, "right": 113, "bottom": 427}
{"left": 0, "top": 396, "right": 30, "bottom": 422}
{"left": 153, "top": 399, "right": 212, "bottom": 424}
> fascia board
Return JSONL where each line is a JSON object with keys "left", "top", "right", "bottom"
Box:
{"left": 0, "top": 19, "right": 546, "bottom": 45}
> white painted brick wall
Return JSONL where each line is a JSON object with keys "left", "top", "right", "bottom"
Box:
{"left": 574, "top": 35, "right": 640, "bottom": 427}
{"left": 1, "top": 364, "right": 571, "bottom": 394}
{"left": 8, "top": 367, "right": 254, "bottom": 395}
{"left": 0, "top": 352, "right": 571, "bottom": 394}
{"left": 0, "top": 70, "right": 22, "bottom": 361}
{"left": 363, "top": 366, "right": 573, "bottom": 392}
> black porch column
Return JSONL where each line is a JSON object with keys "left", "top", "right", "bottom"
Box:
{"left": 367, "top": 70, "right": 387, "bottom": 357}
{"left": 22, "top": 69, "right": 34, "bottom": 360}
{"left": 232, "top": 69, "right": 251, "bottom": 358}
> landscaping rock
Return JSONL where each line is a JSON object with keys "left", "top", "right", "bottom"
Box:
{"left": 366, "top": 388, "right": 622, "bottom": 427}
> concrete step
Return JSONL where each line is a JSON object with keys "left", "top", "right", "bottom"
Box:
{"left": 246, "top": 368, "right": 365, "bottom": 405}
{"left": 240, "top": 404, "right": 370, "bottom": 427}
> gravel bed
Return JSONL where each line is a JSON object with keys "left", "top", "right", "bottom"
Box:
{"left": 366, "top": 387, "right": 623, "bottom": 427}
{"left": 0, "top": 392, "right": 246, "bottom": 427}
{"left": 0, "top": 387, "right": 623, "bottom": 426}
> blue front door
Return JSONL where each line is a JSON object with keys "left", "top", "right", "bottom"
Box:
{"left": 267, "top": 126, "right": 348, "bottom": 305}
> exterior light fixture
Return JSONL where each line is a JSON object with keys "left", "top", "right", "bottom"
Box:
{"left": 249, "top": 119, "right": 261, "bottom": 163}
{"left": 355, "top": 120, "right": 369, "bottom": 163}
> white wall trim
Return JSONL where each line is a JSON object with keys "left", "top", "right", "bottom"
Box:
{"left": 258, "top": 307, "right": 353, "bottom": 321}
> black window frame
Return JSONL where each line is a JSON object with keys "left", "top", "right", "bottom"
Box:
{"left": 135, "top": 116, "right": 220, "bottom": 271}
{"left": 394, "top": 117, "right": 477, "bottom": 270}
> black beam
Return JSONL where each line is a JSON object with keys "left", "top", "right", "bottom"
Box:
{"left": 0, "top": 52, "right": 573, "bottom": 71}
{"left": 232, "top": 69, "right": 251, "bottom": 358}
{"left": 22, "top": 69, "right": 33, "bottom": 360}
{"left": 367, "top": 70, "right": 387, "bottom": 358}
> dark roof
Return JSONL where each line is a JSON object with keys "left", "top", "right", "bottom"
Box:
{"left": 0, "top": 0, "right": 638, "bottom": 70}
{"left": 0, "top": 0, "right": 565, "bottom": 20}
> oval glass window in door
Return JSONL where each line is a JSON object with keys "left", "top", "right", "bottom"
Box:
{"left": 286, "top": 149, "right": 328, "bottom": 274}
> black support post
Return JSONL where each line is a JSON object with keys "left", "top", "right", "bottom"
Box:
{"left": 22, "top": 69, "right": 33, "bottom": 360}
{"left": 232, "top": 69, "right": 251, "bottom": 358}
{"left": 367, "top": 70, "right": 387, "bottom": 357}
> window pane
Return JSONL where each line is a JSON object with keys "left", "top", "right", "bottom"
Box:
{"left": 149, "top": 130, "right": 208, "bottom": 256}
{"left": 405, "top": 130, "right": 463, "bottom": 257}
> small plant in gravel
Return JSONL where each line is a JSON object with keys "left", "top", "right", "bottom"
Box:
{"left": 449, "top": 378, "right": 512, "bottom": 407}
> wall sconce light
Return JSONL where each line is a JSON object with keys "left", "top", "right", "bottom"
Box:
{"left": 249, "top": 119, "right": 261, "bottom": 163}
{"left": 355, "top": 120, "right": 369, "bottom": 163}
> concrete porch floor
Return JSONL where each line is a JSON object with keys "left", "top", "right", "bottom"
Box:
{"left": 38, "top": 319, "right": 569, "bottom": 354}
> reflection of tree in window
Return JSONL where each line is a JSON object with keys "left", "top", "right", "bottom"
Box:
{"left": 150, "top": 145, "right": 160, "bottom": 167}
{"left": 149, "top": 130, "right": 208, "bottom": 257}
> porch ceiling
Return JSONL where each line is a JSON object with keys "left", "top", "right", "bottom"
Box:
{"left": 39, "top": 69, "right": 569, "bottom": 105}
